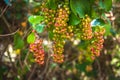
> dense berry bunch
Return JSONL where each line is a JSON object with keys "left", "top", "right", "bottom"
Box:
{"left": 28, "top": 0, "right": 107, "bottom": 64}
{"left": 41, "top": 4, "right": 56, "bottom": 28}
{"left": 52, "top": 1, "right": 70, "bottom": 63}
{"left": 52, "top": 40, "right": 65, "bottom": 63}
{"left": 53, "top": 6, "right": 69, "bottom": 38}
{"left": 52, "top": 54, "right": 64, "bottom": 63}
{"left": 80, "top": 15, "right": 93, "bottom": 40}
{"left": 29, "top": 39, "right": 45, "bottom": 65}
{"left": 90, "top": 27, "right": 105, "bottom": 59}
{"left": 66, "top": 26, "right": 74, "bottom": 40}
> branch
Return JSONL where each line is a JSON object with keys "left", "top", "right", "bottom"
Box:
{"left": 96, "top": 59, "right": 103, "bottom": 80}
{"left": 0, "top": 5, "right": 8, "bottom": 18}
{"left": 1, "top": 15, "right": 12, "bottom": 32}
{"left": 28, "top": 65, "right": 37, "bottom": 80}
{"left": 0, "top": 29, "right": 19, "bottom": 37}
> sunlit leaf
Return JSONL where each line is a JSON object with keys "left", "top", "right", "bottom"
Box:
{"left": 27, "top": 32, "right": 36, "bottom": 43}
{"left": 91, "top": 19, "right": 105, "bottom": 27}
{"left": 35, "top": 24, "right": 45, "bottom": 33}
{"left": 111, "top": 58, "right": 119, "bottom": 65}
{"left": 28, "top": 15, "right": 44, "bottom": 24}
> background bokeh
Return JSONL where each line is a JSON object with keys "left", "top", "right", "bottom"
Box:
{"left": 0, "top": 0, "right": 120, "bottom": 80}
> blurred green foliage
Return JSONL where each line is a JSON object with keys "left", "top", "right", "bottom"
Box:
{"left": 0, "top": 0, "right": 120, "bottom": 80}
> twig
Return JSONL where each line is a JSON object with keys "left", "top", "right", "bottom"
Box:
{"left": 18, "top": 54, "right": 24, "bottom": 69}
{"left": 0, "top": 5, "right": 8, "bottom": 18}
{"left": 28, "top": 64, "right": 37, "bottom": 80}
{"left": 41, "top": 51, "right": 51, "bottom": 76}
{"left": 0, "top": 29, "right": 19, "bottom": 37}
{"left": 24, "top": 51, "right": 30, "bottom": 64}
{"left": 23, "top": 51, "right": 31, "bottom": 71}
{"left": 65, "top": 55, "right": 78, "bottom": 66}
{"left": 22, "top": 27, "right": 32, "bottom": 40}
{"left": 1, "top": 15, "right": 12, "bottom": 32}
{"left": 96, "top": 59, "right": 103, "bottom": 80}
{"left": 40, "top": 48, "right": 53, "bottom": 79}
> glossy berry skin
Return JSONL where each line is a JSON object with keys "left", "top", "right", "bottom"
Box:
{"left": 29, "top": 39, "right": 45, "bottom": 65}
{"left": 80, "top": 15, "right": 93, "bottom": 40}
{"left": 39, "top": 0, "right": 72, "bottom": 64}
{"left": 73, "top": 15, "right": 92, "bottom": 40}
{"left": 41, "top": 3, "right": 56, "bottom": 29}
{"left": 52, "top": 54, "right": 64, "bottom": 63}
{"left": 52, "top": 0, "right": 72, "bottom": 63}
{"left": 90, "top": 27, "right": 105, "bottom": 58}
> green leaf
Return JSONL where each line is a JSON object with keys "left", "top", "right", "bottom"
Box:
{"left": 32, "top": 24, "right": 36, "bottom": 30}
{"left": 76, "top": 62, "right": 89, "bottom": 72}
{"left": 104, "top": 0, "right": 112, "bottom": 11}
{"left": 91, "top": 19, "right": 111, "bottom": 36}
{"left": 47, "top": 0, "right": 57, "bottom": 9}
{"left": 91, "top": 9, "right": 99, "bottom": 19}
{"left": 50, "top": 63, "right": 57, "bottom": 68}
{"left": 35, "top": 24, "right": 45, "bottom": 33}
{"left": 77, "top": 40, "right": 88, "bottom": 49}
{"left": 111, "top": 58, "right": 119, "bottom": 65}
{"left": 28, "top": 15, "right": 44, "bottom": 24}
{"left": 69, "top": 12, "right": 80, "bottom": 25}
{"left": 99, "top": 0, "right": 112, "bottom": 11}
{"left": 70, "top": 0, "right": 91, "bottom": 18}
{"left": 104, "top": 24, "right": 111, "bottom": 36}
{"left": 27, "top": 32, "right": 35, "bottom": 43}
{"left": 14, "top": 33, "right": 24, "bottom": 49}
{"left": 91, "top": 18, "right": 105, "bottom": 27}
{"left": 49, "top": 31, "right": 54, "bottom": 40}
{"left": 99, "top": 0, "right": 104, "bottom": 9}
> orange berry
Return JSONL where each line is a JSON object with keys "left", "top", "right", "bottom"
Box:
{"left": 21, "top": 22, "right": 27, "bottom": 28}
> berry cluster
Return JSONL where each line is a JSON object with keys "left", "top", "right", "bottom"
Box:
{"left": 41, "top": 3, "right": 56, "bottom": 28}
{"left": 90, "top": 27, "right": 105, "bottom": 59}
{"left": 66, "top": 26, "right": 74, "bottom": 40}
{"left": 29, "top": 39, "right": 45, "bottom": 65}
{"left": 52, "top": 1, "right": 70, "bottom": 63}
{"left": 28, "top": 0, "right": 106, "bottom": 64}
{"left": 52, "top": 40, "right": 65, "bottom": 63}
{"left": 52, "top": 54, "right": 64, "bottom": 63}
{"left": 53, "top": 7, "right": 69, "bottom": 38}
{"left": 80, "top": 15, "right": 93, "bottom": 40}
